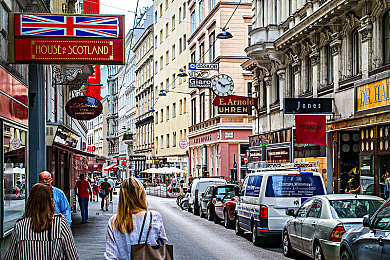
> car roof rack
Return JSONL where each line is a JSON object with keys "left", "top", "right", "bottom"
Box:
{"left": 248, "top": 161, "right": 320, "bottom": 172}
{"left": 194, "top": 176, "right": 226, "bottom": 179}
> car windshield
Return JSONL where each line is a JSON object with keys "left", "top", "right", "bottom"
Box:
{"left": 371, "top": 201, "right": 390, "bottom": 230}
{"left": 329, "top": 199, "right": 384, "bottom": 219}
{"left": 217, "top": 187, "right": 234, "bottom": 195}
{"left": 265, "top": 174, "right": 325, "bottom": 197}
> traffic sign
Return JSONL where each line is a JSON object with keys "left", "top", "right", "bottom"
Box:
{"left": 243, "top": 154, "right": 248, "bottom": 164}
{"left": 189, "top": 63, "right": 219, "bottom": 70}
{"left": 233, "top": 161, "right": 237, "bottom": 170}
{"left": 189, "top": 78, "right": 212, "bottom": 88}
{"left": 196, "top": 164, "right": 201, "bottom": 169}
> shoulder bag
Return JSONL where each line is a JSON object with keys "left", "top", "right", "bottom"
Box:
{"left": 131, "top": 211, "right": 173, "bottom": 260}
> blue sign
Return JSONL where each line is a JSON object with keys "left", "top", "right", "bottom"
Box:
{"left": 189, "top": 63, "right": 197, "bottom": 70}
{"left": 196, "top": 164, "right": 201, "bottom": 169}
{"left": 233, "top": 161, "right": 237, "bottom": 169}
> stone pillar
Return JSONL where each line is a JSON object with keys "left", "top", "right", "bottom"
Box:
{"left": 277, "top": 69, "right": 286, "bottom": 110}
{"left": 359, "top": 16, "right": 373, "bottom": 79}
{"left": 265, "top": 76, "right": 272, "bottom": 114}
{"left": 310, "top": 50, "right": 320, "bottom": 98}
{"left": 330, "top": 34, "right": 342, "bottom": 92}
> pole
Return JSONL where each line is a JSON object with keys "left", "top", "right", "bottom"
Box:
{"left": 28, "top": 64, "right": 46, "bottom": 191}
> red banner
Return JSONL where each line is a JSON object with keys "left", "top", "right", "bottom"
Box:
{"left": 86, "top": 65, "right": 101, "bottom": 100}
{"left": 14, "top": 38, "right": 124, "bottom": 64}
{"left": 295, "top": 115, "right": 326, "bottom": 146}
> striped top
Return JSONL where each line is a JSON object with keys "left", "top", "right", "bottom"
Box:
{"left": 4, "top": 214, "right": 79, "bottom": 260}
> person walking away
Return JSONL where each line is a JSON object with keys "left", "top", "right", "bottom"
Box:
{"left": 104, "top": 177, "right": 168, "bottom": 259}
{"left": 39, "top": 171, "right": 72, "bottom": 226}
{"left": 4, "top": 183, "right": 79, "bottom": 260}
{"left": 107, "top": 176, "right": 115, "bottom": 202}
{"left": 88, "top": 177, "right": 94, "bottom": 201}
{"left": 100, "top": 177, "right": 111, "bottom": 211}
{"left": 93, "top": 176, "right": 100, "bottom": 202}
{"left": 75, "top": 174, "right": 92, "bottom": 224}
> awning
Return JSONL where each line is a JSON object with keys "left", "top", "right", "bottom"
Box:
{"left": 103, "top": 163, "right": 118, "bottom": 171}
{"left": 52, "top": 143, "right": 96, "bottom": 157}
{"left": 327, "top": 110, "right": 390, "bottom": 132}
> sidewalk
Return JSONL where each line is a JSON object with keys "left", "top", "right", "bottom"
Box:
{"left": 71, "top": 191, "right": 118, "bottom": 259}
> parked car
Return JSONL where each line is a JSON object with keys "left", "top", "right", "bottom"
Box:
{"left": 199, "top": 184, "right": 236, "bottom": 221}
{"left": 214, "top": 192, "right": 238, "bottom": 228}
{"left": 340, "top": 198, "right": 390, "bottom": 260}
{"left": 282, "top": 194, "right": 384, "bottom": 259}
{"left": 235, "top": 170, "right": 326, "bottom": 246}
{"left": 188, "top": 177, "right": 227, "bottom": 215}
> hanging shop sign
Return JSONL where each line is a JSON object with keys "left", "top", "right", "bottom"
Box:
{"left": 295, "top": 115, "right": 326, "bottom": 146}
{"left": 179, "top": 139, "right": 189, "bottom": 149}
{"left": 53, "top": 125, "right": 79, "bottom": 148}
{"left": 266, "top": 147, "right": 290, "bottom": 163}
{"left": 10, "top": 138, "right": 22, "bottom": 149}
{"left": 213, "top": 95, "right": 257, "bottom": 107}
{"left": 9, "top": 13, "right": 125, "bottom": 64}
{"left": 128, "top": 155, "right": 146, "bottom": 161}
{"left": 189, "top": 78, "right": 212, "bottom": 88}
{"left": 284, "top": 98, "right": 333, "bottom": 114}
{"left": 189, "top": 63, "right": 219, "bottom": 70}
{"left": 356, "top": 77, "right": 390, "bottom": 112}
{"left": 65, "top": 96, "right": 102, "bottom": 120}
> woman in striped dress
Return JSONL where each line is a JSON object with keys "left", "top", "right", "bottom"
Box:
{"left": 4, "top": 183, "right": 79, "bottom": 260}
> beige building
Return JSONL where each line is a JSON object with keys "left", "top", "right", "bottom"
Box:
{"left": 187, "top": 0, "right": 253, "bottom": 180}
{"left": 134, "top": 7, "right": 155, "bottom": 175}
{"left": 153, "top": 0, "right": 190, "bottom": 171}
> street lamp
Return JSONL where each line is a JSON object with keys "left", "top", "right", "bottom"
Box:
{"left": 177, "top": 69, "right": 188, "bottom": 77}
{"left": 217, "top": 28, "right": 233, "bottom": 39}
{"left": 159, "top": 90, "right": 167, "bottom": 96}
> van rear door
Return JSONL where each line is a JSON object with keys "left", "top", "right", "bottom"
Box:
{"left": 262, "top": 172, "right": 326, "bottom": 231}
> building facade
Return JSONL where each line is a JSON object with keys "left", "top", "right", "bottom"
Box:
{"left": 187, "top": 0, "right": 252, "bottom": 181}
{"left": 153, "top": 0, "right": 190, "bottom": 173}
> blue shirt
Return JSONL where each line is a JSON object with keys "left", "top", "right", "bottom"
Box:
{"left": 52, "top": 186, "right": 72, "bottom": 226}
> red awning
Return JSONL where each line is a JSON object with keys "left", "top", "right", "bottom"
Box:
{"left": 103, "top": 163, "right": 118, "bottom": 171}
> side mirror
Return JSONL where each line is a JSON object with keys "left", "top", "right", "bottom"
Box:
{"left": 362, "top": 215, "right": 371, "bottom": 227}
{"left": 286, "top": 209, "right": 296, "bottom": 217}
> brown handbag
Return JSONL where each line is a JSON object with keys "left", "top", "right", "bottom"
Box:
{"left": 131, "top": 211, "right": 173, "bottom": 260}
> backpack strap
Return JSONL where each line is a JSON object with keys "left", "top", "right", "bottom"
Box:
{"left": 137, "top": 211, "right": 148, "bottom": 244}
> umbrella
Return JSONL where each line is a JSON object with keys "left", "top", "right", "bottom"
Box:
{"left": 168, "top": 167, "right": 185, "bottom": 173}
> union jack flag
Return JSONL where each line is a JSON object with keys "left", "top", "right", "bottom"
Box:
{"left": 19, "top": 14, "right": 120, "bottom": 38}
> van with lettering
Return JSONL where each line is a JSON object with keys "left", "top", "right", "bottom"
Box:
{"left": 235, "top": 169, "right": 326, "bottom": 246}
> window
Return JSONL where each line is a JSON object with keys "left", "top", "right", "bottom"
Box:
{"left": 172, "top": 45, "right": 176, "bottom": 60}
{"left": 155, "top": 111, "right": 158, "bottom": 124}
{"left": 183, "top": 66, "right": 186, "bottom": 81}
{"left": 166, "top": 106, "right": 169, "bottom": 121}
{"left": 307, "top": 56, "right": 312, "bottom": 92}
{"left": 166, "top": 78, "right": 170, "bottom": 91}
{"left": 172, "top": 74, "right": 176, "bottom": 89}
{"left": 209, "top": 0, "right": 215, "bottom": 11}
{"left": 330, "top": 199, "right": 383, "bottom": 219}
{"left": 183, "top": 2, "right": 186, "bottom": 18}
{"left": 191, "top": 51, "right": 196, "bottom": 63}
{"left": 352, "top": 29, "right": 360, "bottom": 76}
{"left": 247, "top": 82, "right": 252, "bottom": 115}
{"left": 296, "top": 199, "right": 314, "bottom": 217}
{"left": 165, "top": 0, "right": 168, "bottom": 9}
{"left": 160, "top": 30, "right": 163, "bottom": 43}
{"left": 200, "top": 93, "right": 205, "bottom": 122}
{"left": 199, "top": 0, "right": 204, "bottom": 23}
{"left": 166, "top": 134, "right": 170, "bottom": 148}
{"left": 191, "top": 98, "right": 196, "bottom": 125}
{"left": 166, "top": 51, "right": 169, "bottom": 65}
{"left": 183, "top": 98, "right": 187, "bottom": 113}
{"left": 179, "top": 38, "right": 183, "bottom": 53}
{"left": 183, "top": 34, "right": 187, "bottom": 49}
{"left": 156, "top": 137, "right": 158, "bottom": 149}
{"left": 265, "top": 175, "right": 325, "bottom": 197}
{"left": 160, "top": 82, "right": 164, "bottom": 91}
{"left": 190, "top": 10, "right": 196, "bottom": 33}
{"left": 307, "top": 200, "right": 322, "bottom": 218}
{"left": 160, "top": 56, "right": 163, "bottom": 70}
{"left": 155, "top": 11, "right": 158, "bottom": 23}
{"left": 166, "top": 23, "right": 169, "bottom": 37}
{"left": 160, "top": 4, "right": 163, "bottom": 17}
{"left": 248, "top": 25, "right": 252, "bottom": 46}
{"left": 384, "top": 12, "right": 390, "bottom": 64}
{"left": 275, "top": 73, "right": 280, "bottom": 102}
{"left": 209, "top": 31, "right": 215, "bottom": 61}
{"left": 155, "top": 36, "right": 157, "bottom": 49}
{"left": 372, "top": 202, "right": 390, "bottom": 230}
{"left": 326, "top": 44, "right": 334, "bottom": 84}
{"left": 173, "top": 132, "right": 177, "bottom": 147}
{"left": 161, "top": 135, "right": 164, "bottom": 148}
{"left": 173, "top": 103, "right": 176, "bottom": 117}
{"left": 172, "top": 15, "right": 175, "bottom": 30}
{"left": 179, "top": 8, "right": 182, "bottom": 23}
{"left": 180, "top": 100, "right": 183, "bottom": 115}
{"left": 199, "top": 42, "right": 205, "bottom": 63}
{"left": 155, "top": 61, "right": 158, "bottom": 74}
{"left": 160, "top": 109, "right": 163, "bottom": 122}
{"left": 244, "top": 176, "right": 263, "bottom": 197}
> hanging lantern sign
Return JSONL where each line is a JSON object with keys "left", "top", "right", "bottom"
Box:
{"left": 65, "top": 96, "right": 102, "bottom": 120}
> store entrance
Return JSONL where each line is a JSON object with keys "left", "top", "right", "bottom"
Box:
{"left": 338, "top": 131, "right": 360, "bottom": 194}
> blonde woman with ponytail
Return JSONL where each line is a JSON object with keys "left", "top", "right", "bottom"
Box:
{"left": 104, "top": 177, "right": 168, "bottom": 259}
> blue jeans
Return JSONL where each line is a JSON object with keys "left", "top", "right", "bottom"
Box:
{"left": 79, "top": 197, "right": 89, "bottom": 222}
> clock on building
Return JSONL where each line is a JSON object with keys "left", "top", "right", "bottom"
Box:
{"left": 211, "top": 74, "right": 234, "bottom": 97}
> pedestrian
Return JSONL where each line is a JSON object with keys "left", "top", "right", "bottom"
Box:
{"left": 104, "top": 177, "right": 168, "bottom": 259}
{"left": 75, "top": 174, "right": 92, "bottom": 224}
{"left": 100, "top": 177, "right": 111, "bottom": 211}
{"left": 39, "top": 171, "right": 72, "bottom": 226}
{"left": 107, "top": 176, "right": 115, "bottom": 202}
{"left": 88, "top": 176, "right": 94, "bottom": 202}
{"left": 93, "top": 176, "right": 100, "bottom": 202}
{"left": 4, "top": 183, "right": 79, "bottom": 260}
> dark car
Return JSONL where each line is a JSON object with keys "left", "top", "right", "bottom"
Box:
{"left": 340, "top": 199, "right": 390, "bottom": 260}
{"left": 199, "top": 184, "right": 236, "bottom": 221}
{"left": 214, "top": 192, "right": 237, "bottom": 228}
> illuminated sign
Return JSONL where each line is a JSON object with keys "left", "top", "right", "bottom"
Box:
{"left": 65, "top": 96, "right": 102, "bottom": 120}
{"left": 357, "top": 77, "right": 390, "bottom": 112}
{"left": 217, "top": 106, "right": 249, "bottom": 114}
{"left": 9, "top": 13, "right": 125, "bottom": 64}
{"left": 213, "top": 95, "right": 257, "bottom": 107}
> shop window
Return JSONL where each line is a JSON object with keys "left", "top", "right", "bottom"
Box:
{"left": 360, "top": 155, "right": 374, "bottom": 195}
{"left": 3, "top": 125, "right": 27, "bottom": 236}
{"left": 338, "top": 131, "right": 360, "bottom": 194}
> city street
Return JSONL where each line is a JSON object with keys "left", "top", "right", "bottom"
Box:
{"left": 72, "top": 192, "right": 305, "bottom": 260}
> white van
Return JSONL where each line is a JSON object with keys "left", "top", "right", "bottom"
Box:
{"left": 188, "top": 177, "right": 227, "bottom": 215}
{"left": 235, "top": 170, "right": 326, "bottom": 246}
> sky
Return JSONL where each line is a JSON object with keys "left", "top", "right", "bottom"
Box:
{"left": 99, "top": 0, "right": 154, "bottom": 33}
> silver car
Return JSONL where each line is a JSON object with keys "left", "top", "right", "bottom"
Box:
{"left": 282, "top": 194, "right": 384, "bottom": 260}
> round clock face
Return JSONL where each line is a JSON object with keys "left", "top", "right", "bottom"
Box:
{"left": 212, "top": 74, "right": 234, "bottom": 97}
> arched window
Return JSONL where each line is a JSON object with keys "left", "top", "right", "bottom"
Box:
{"left": 352, "top": 29, "right": 360, "bottom": 76}
{"left": 384, "top": 11, "right": 390, "bottom": 64}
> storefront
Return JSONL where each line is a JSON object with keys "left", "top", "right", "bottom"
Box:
{"left": 189, "top": 129, "right": 251, "bottom": 182}
{"left": 328, "top": 76, "right": 390, "bottom": 198}
{"left": 0, "top": 66, "right": 28, "bottom": 239}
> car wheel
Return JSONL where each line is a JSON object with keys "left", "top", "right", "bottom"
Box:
{"left": 207, "top": 207, "right": 214, "bottom": 221}
{"left": 252, "top": 225, "right": 262, "bottom": 246}
{"left": 235, "top": 217, "right": 243, "bottom": 236}
{"left": 214, "top": 211, "right": 221, "bottom": 224}
{"left": 194, "top": 205, "right": 200, "bottom": 216}
{"left": 224, "top": 211, "right": 232, "bottom": 228}
{"left": 313, "top": 243, "right": 324, "bottom": 260}
{"left": 181, "top": 201, "right": 189, "bottom": 211}
{"left": 282, "top": 230, "right": 294, "bottom": 257}
{"left": 187, "top": 205, "right": 192, "bottom": 213}
{"left": 199, "top": 206, "right": 204, "bottom": 217}
{"left": 340, "top": 249, "right": 352, "bottom": 260}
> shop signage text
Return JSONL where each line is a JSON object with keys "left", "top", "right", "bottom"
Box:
{"left": 65, "top": 96, "right": 102, "bottom": 120}
{"left": 218, "top": 106, "right": 249, "bottom": 114}
{"left": 284, "top": 98, "right": 333, "bottom": 114}
{"left": 357, "top": 78, "right": 390, "bottom": 111}
{"left": 249, "top": 150, "right": 262, "bottom": 163}
{"left": 295, "top": 115, "right": 326, "bottom": 146}
{"left": 266, "top": 147, "right": 290, "bottom": 163}
{"left": 128, "top": 155, "right": 146, "bottom": 161}
{"left": 213, "top": 95, "right": 257, "bottom": 107}
{"left": 193, "top": 135, "right": 212, "bottom": 144}
{"left": 189, "top": 78, "right": 212, "bottom": 88}
{"left": 179, "top": 139, "right": 188, "bottom": 149}
{"left": 224, "top": 132, "right": 234, "bottom": 138}
{"left": 54, "top": 125, "right": 79, "bottom": 148}
{"left": 189, "top": 63, "right": 219, "bottom": 70}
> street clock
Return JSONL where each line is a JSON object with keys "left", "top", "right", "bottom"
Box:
{"left": 212, "top": 74, "right": 234, "bottom": 97}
